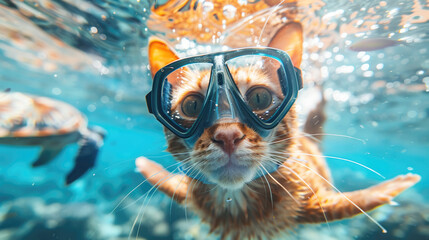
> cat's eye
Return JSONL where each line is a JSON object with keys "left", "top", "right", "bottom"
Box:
{"left": 246, "top": 87, "right": 272, "bottom": 111}
{"left": 181, "top": 94, "right": 204, "bottom": 118}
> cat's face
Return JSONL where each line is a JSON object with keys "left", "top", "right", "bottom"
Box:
{"left": 148, "top": 23, "right": 303, "bottom": 190}
{"left": 165, "top": 65, "right": 296, "bottom": 189}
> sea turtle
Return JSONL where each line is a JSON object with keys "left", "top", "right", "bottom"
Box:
{"left": 0, "top": 91, "right": 105, "bottom": 185}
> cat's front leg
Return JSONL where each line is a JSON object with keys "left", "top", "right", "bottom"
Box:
{"left": 298, "top": 173, "right": 421, "bottom": 223}
{"left": 136, "top": 156, "right": 190, "bottom": 203}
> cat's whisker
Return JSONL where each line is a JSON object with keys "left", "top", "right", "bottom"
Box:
{"left": 135, "top": 179, "right": 171, "bottom": 239}
{"left": 171, "top": 161, "right": 205, "bottom": 221}
{"left": 259, "top": 164, "right": 299, "bottom": 204}
{"left": 261, "top": 154, "right": 331, "bottom": 226}
{"left": 297, "top": 131, "right": 321, "bottom": 143}
{"left": 257, "top": 165, "right": 275, "bottom": 214}
{"left": 305, "top": 133, "right": 366, "bottom": 144}
{"left": 287, "top": 157, "right": 387, "bottom": 233}
{"left": 169, "top": 172, "right": 190, "bottom": 220}
{"left": 110, "top": 161, "right": 183, "bottom": 215}
{"left": 134, "top": 163, "right": 196, "bottom": 238}
{"left": 243, "top": 182, "right": 258, "bottom": 194}
{"left": 270, "top": 132, "right": 366, "bottom": 145}
{"left": 129, "top": 169, "right": 180, "bottom": 240}
{"left": 102, "top": 158, "right": 136, "bottom": 171}
{"left": 168, "top": 151, "right": 193, "bottom": 157}
{"left": 128, "top": 165, "right": 182, "bottom": 212}
{"left": 184, "top": 177, "right": 197, "bottom": 222}
{"left": 129, "top": 193, "right": 147, "bottom": 240}
{"left": 268, "top": 150, "right": 384, "bottom": 179}
{"left": 299, "top": 152, "right": 384, "bottom": 179}
{"left": 278, "top": 164, "right": 331, "bottom": 230}
{"left": 252, "top": 166, "right": 269, "bottom": 197}
{"left": 256, "top": 0, "right": 286, "bottom": 47}
{"left": 267, "top": 152, "right": 307, "bottom": 164}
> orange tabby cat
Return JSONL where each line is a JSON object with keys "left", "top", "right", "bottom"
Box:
{"left": 137, "top": 22, "right": 420, "bottom": 240}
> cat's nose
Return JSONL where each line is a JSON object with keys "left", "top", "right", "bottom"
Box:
{"left": 212, "top": 125, "right": 245, "bottom": 155}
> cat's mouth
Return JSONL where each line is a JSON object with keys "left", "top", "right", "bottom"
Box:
{"left": 206, "top": 155, "right": 257, "bottom": 189}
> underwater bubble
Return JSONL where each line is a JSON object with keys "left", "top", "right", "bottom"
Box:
{"left": 334, "top": 54, "right": 344, "bottom": 61}
{"left": 407, "top": 111, "right": 417, "bottom": 118}
{"left": 357, "top": 52, "right": 366, "bottom": 58}
{"left": 363, "top": 71, "right": 374, "bottom": 77}
{"left": 100, "top": 96, "right": 109, "bottom": 104}
{"left": 90, "top": 26, "right": 98, "bottom": 34}
{"left": 361, "top": 64, "right": 369, "bottom": 71}
{"left": 302, "top": 53, "right": 309, "bottom": 60}
{"left": 321, "top": 66, "right": 329, "bottom": 78}
{"left": 421, "top": 59, "right": 429, "bottom": 69}
{"left": 223, "top": 5, "right": 237, "bottom": 19}
{"left": 410, "top": 75, "right": 419, "bottom": 82}
{"left": 370, "top": 24, "right": 379, "bottom": 30}
{"left": 324, "top": 51, "right": 332, "bottom": 59}
{"left": 87, "top": 104, "right": 96, "bottom": 112}
{"left": 347, "top": 127, "right": 356, "bottom": 135}
{"left": 311, "top": 53, "right": 320, "bottom": 61}
{"left": 336, "top": 65, "right": 354, "bottom": 74}
{"left": 238, "top": 0, "right": 247, "bottom": 5}
{"left": 202, "top": 1, "right": 214, "bottom": 13}
{"left": 376, "top": 63, "right": 384, "bottom": 70}
{"left": 361, "top": 55, "right": 370, "bottom": 62}
{"left": 52, "top": 87, "right": 62, "bottom": 95}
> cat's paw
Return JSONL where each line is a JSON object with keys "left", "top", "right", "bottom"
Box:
{"left": 136, "top": 156, "right": 164, "bottom": 178}
{"left": 136, "top": 156, "right": 190, "bottom": 203}
{"left": 370, "top": 173, "right": 421, "bottom": 204}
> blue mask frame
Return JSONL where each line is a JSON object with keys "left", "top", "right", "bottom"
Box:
{"left": 146, "top": 47, "right": 303, "bottom": 143}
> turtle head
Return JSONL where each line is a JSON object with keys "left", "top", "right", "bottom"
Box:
{"left": 88, "top": 125, "right": 107, "bottom": 140}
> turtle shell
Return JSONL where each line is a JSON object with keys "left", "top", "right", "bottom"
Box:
{"left": 0, "top": 92, "right": 87, "bottom": 138}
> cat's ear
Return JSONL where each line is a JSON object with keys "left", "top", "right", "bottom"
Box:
{"left": 148, "top": 37, "right": 180, "bottom": 77}
{"left": 268, "top": 21, "right": 303, "bottom": 68}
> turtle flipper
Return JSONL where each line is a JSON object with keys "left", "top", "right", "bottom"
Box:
{"left": 65, "top": 132, "right": 103, "bottom": 185}
{"left": 32, "top": 147, "right": 64, "bottom": 167}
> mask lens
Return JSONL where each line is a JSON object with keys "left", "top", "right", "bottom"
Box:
{"left": 160, "top": 63, "right": 212, "bottom": 130}
{"left": 226, "top": 55, "right": 287, "bottom": 122}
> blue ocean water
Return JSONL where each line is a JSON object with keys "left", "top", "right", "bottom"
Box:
{"left": 0, "top": 0, "right": 428, "bottom": 239}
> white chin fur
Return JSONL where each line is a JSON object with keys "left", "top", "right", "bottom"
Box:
{"left": 207, "top": 166, "right": 257, "bottom": 190}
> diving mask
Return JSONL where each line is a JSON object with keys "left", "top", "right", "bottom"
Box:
{"left": 146, "top": 47, "right": 303, "bottom": 143}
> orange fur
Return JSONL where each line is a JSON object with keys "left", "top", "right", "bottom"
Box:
{"left": 139, "top": 22, "right": 420, "bottom": 239}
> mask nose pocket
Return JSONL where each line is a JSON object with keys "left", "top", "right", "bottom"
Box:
{"left": 216, "top": 82, "right": 236, "bottom": 119}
